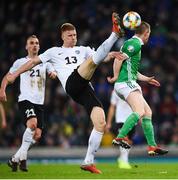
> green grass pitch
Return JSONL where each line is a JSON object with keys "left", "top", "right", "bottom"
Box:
{"left": 0, "top": 162, "right": 178, "bottom": 179}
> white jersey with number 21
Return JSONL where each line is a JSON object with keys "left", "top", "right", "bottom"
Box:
{"left": 9, "top": 57, "right": 54, "bottom": 105}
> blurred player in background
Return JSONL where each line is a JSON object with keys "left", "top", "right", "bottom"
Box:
{"left": 5, "top": 13, "right": 125, "bottom": 174}
{"left": 106, "top": 90, "right": 133, "bottom": 169}
{"left": 108, "top": 21, "right": 168, "bottom": 155}
{"left": 0, "top": 102, "right": 7, "bottom": 129}
{"left": 0, "top": 35, "right": 57, "bottom": 172}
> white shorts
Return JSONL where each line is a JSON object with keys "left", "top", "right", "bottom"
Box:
{"left": 115, "top": 96, "right": 133, "bottom": 123}
{"left": 114, "top": 81, "right": 142, "bottom": 100}
{"left": 111, "top": 90, "right": 133, "bottom": 123}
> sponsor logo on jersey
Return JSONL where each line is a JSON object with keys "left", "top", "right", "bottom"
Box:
{"left": 58, "top": 52, "right": 63, "bottom": 55}
{"left": 127, "top": 45, "right": 134, "bottom": 52}
{"left": 75, "top": 50, "right": 80, "bottom": 54}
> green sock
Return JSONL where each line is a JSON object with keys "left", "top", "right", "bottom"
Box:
{"left": 142, "top": 117, "right": 157, "bottom": 146}
{"left": 117, "top": 112, "right": 140, "bottom": 138}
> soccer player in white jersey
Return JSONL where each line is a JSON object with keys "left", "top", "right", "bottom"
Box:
{"left": 4, "top": 13, "right": 125, "bottom": 174}
{"left": 0, "top": 35, "right": 57, "bottom": 172}
{"left": 106, "top": 90, "right": 133, "bottom": 169}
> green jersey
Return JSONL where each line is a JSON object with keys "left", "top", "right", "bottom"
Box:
{"left": 116, "top": 36, "right": 143, "bottom": 83}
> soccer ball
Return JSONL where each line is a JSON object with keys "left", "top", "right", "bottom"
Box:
{"left": 123, "top": 11, "right": 141, "bottom": 30}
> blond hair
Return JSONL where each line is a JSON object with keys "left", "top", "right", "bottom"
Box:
{"left": 60, "top": 23, "right": 76, "bottom": 34}
{"left": 135, "top": 21, "right": 150, "bottom": 35}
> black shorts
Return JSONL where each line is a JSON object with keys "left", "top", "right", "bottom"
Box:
{"left": 115, "top": 122, "right": 135, "bottom": 140}
{"left": 18, "top": 100, "right": 44, "bottom": 129}
{"left": 65, "top": 69, "right": 103, "bottom": 115}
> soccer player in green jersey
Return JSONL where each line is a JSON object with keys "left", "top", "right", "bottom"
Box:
{"left": 108, "top": 21, "right": 168, "bottom": 155}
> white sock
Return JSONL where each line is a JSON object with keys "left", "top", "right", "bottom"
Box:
{"left": 92, "top": 32, "right": 118, "bottom": 65}
{"left": 12, "top": 148, "right": 21, "bottom": 162}
{"left": 83, "top": 128, "right": 103, "bottom": 165}
{"left": 13, "top": 128, "right": 34, "bottom": 162}
{"left": 119, "top": 147, "right": 130, "bottom": 163}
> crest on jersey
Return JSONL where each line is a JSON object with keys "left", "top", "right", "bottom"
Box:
{"left": 127, "top": 45, "right": 134, "bottom": 53}
{"left": 75, "top": 50, "right": 80, "bottom": 54}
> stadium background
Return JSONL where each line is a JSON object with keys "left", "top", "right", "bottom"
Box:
{"left": 0, "top": 0, "right": 178, "bottom": 161}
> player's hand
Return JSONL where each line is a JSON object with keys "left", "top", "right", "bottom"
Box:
{"left": 105, "top": 123, "right": 111, "bottom": 133}
{"left": 0, "top": 89, "right": 7, "bottom": 102}
{"left": 107, "top": 76, "right": 117, "bottom": 83}
{"left": 109, "top": 52, "right": 126, "bottom": 61}
{"left": 48, "top": 71, "right": 57, "bottom": 79}
{"left": 147, "top": 76, "right": 160, "bottom": 87}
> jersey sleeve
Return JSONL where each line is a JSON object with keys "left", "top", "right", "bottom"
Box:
{"left": 121, "top": 39, "right": 141, "bottom": 58}
{"left": 84, "top": 46, "right": 95, "bottom": 59}
{"left": 9, "top": 59, "right": 25, "bottom": 73}
{"left": 46, "top": 62, "right": 55, "bottom": 73}
{"left": 110, "top": 91, "right": 118, "bottom": 105}
{"left": 39, "top": 48, "right": 53, "bottom": 64}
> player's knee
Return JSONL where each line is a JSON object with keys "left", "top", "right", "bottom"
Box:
{"left": 34, "top": 129, "right": 42, "bottom": 141}
{"left": 98, "top": 118, "right": 106, "bottom": 128}
{"left": 91, "top": 106, "right": 106, "bottom": 132}
{"left": 95, "top": 119, "right": 106, "bottom": 132}
{"left": 144, "top": 108, "right": 152, "bottom": 117}
{"left": 27, "top": 122, "right": 37, "bottom": 130}
{"left": 95, "top": 112, "right": 106, "bottom": 131}
{"left": 136, "top": 109, "right": 145, "bottom": 118}
{"left": 34, "top": 133, "right": 41, "bottom": 141}
{"left": 27, "top": 118, "right": 38, "bottom": 130}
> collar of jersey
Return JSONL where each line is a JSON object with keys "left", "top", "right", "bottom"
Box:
{"left": 62, "top": 46, "right": 75, "bottom": 49}
{"left": 132, "top": 35, "right": 144, "bottom": 45}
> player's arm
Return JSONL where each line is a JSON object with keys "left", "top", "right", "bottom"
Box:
{"left": 105, "top": 103, "right": 116, "bottom": 132}
{"left": 107, "top": 40, "right": 139, "bottom": 83}
{"left": 0, "top": 58, "right": 24, "bottom": 101}
{"left": 103, "top": 51, "right": 127, "bottom": 62}
{"left": 7, "top": 57, "right": 41, "bottom": 84}
{"left": 137, "top": 72, "right": 160, "bottom": 87}
{"left": 0, "top": 102, "right": 7, "bottom": 128}
{"left": 107, "top": 57, "right": 123, "bottom": 83}
{"left": 0, "top": 72, "right": 12, "bottom": 102}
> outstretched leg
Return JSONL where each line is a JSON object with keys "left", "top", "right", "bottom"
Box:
{"left": 78, "top": 12, "right": 123, "bottom": 80}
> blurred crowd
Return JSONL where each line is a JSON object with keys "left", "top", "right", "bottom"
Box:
{"left": 0, "top": 0, "right": 178, "bottom": 148}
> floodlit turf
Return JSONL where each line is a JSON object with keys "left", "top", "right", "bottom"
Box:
{"left": 0, "top": 162, "right": 178, "bottom": 179}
